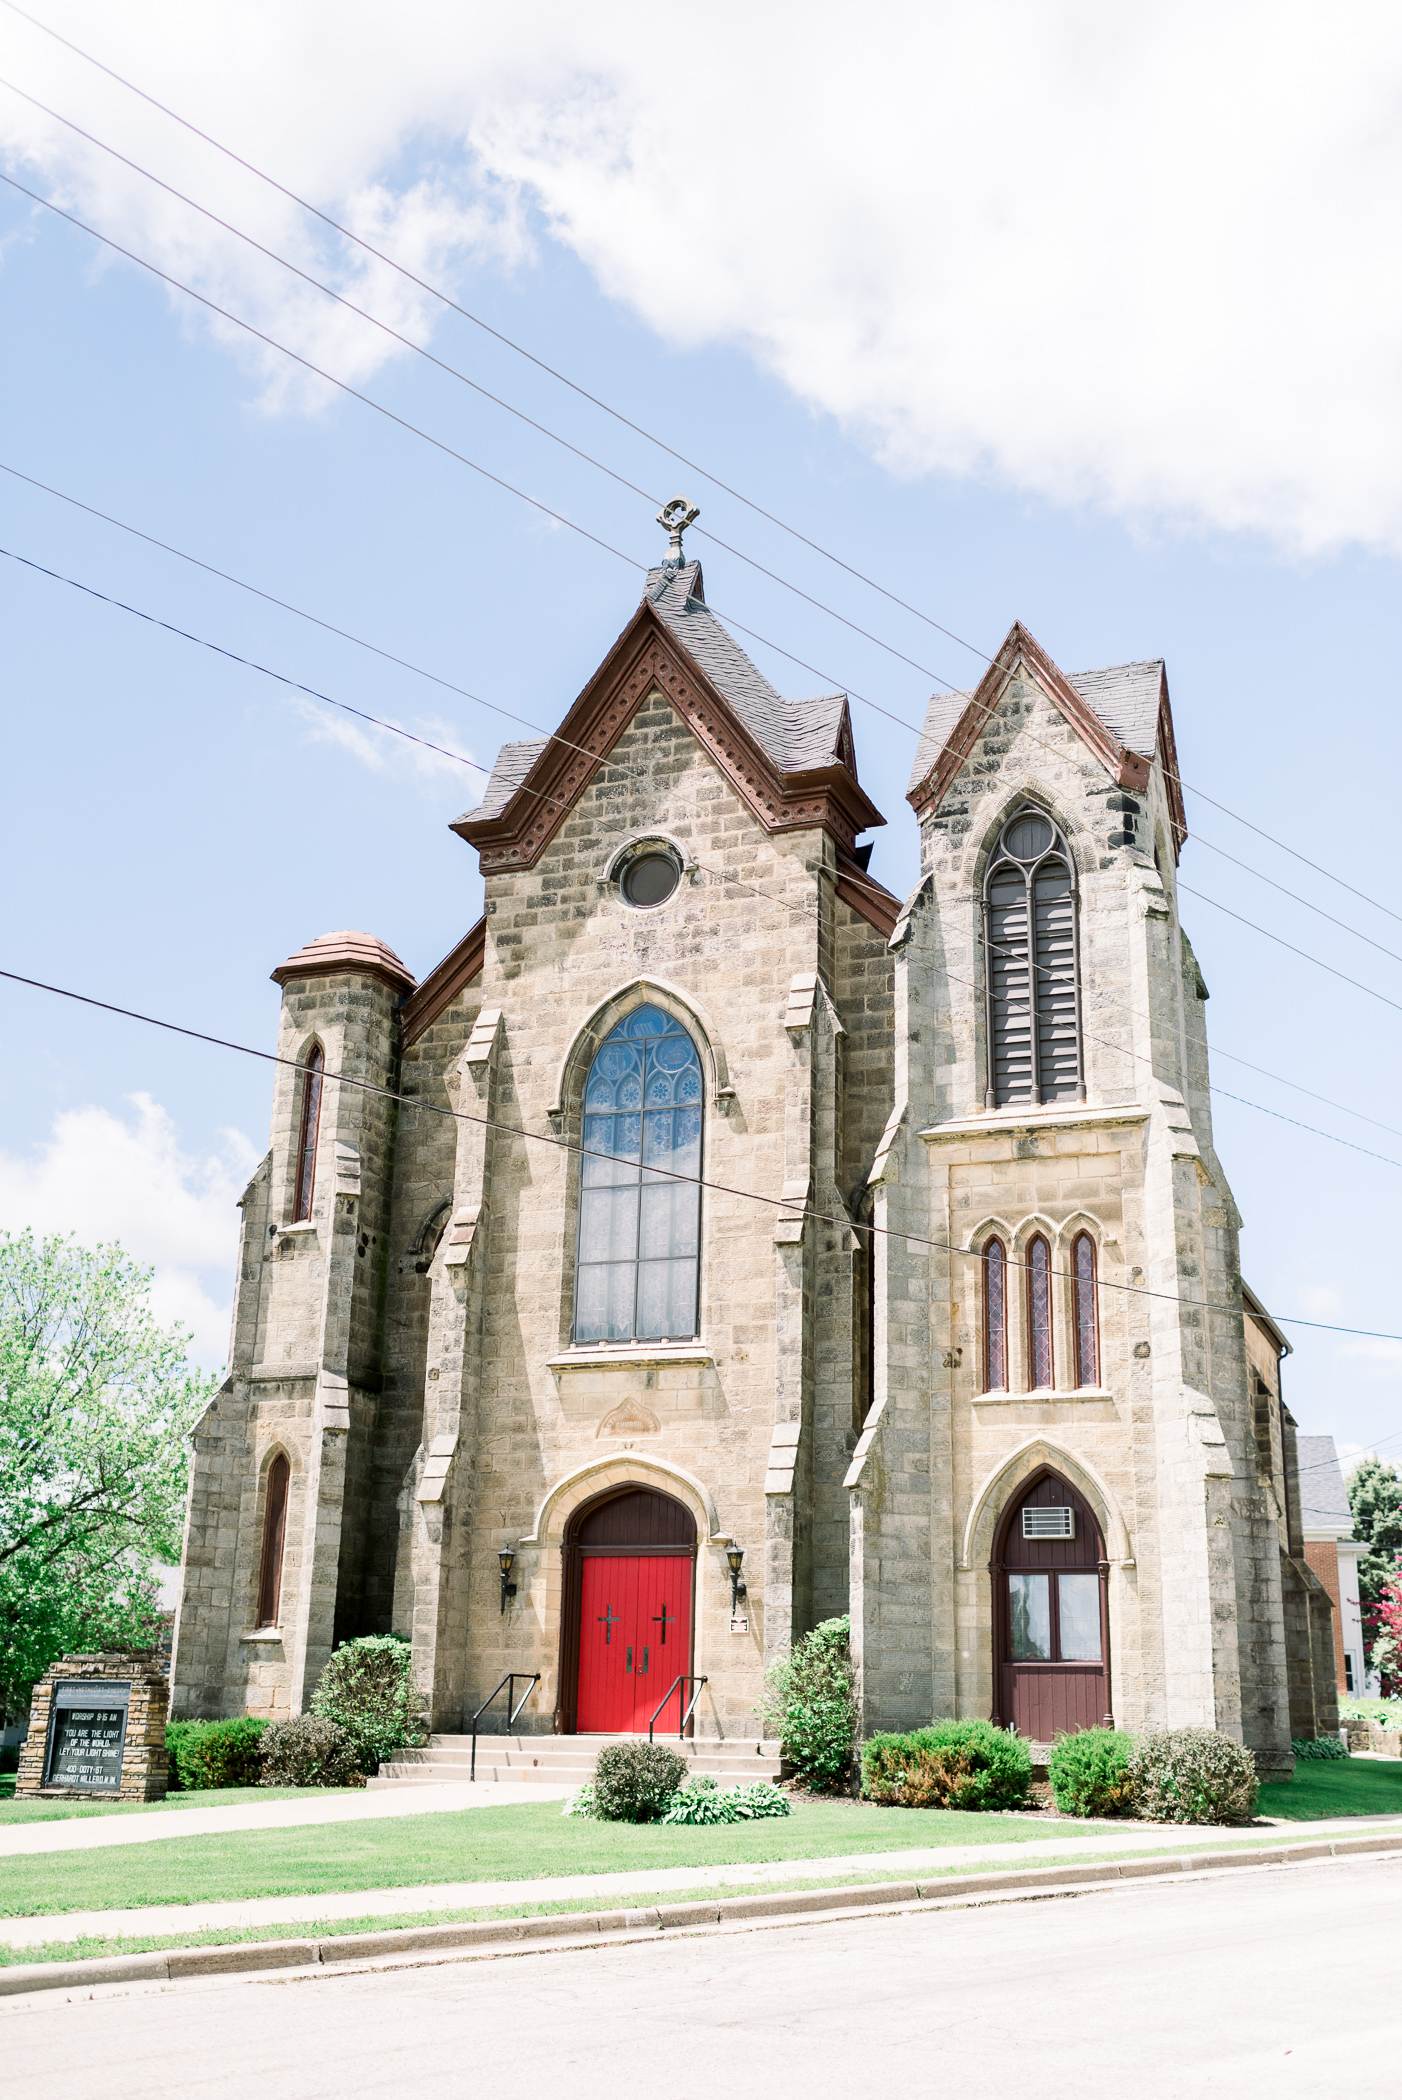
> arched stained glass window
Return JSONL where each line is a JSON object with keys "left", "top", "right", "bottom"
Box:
{"left": 1027, "top": 1235, "right": 1053, "bottom": 1390}
{"left": 574, "top": 1006, "right": 703, "bottom": 1344}
{"left": 256, "top": 1453, "right": 290, "bottom": 1628}
{"left": 983, "top": 806, "right": 1083, "bottom": 1109}
{"left": 293, "top": 1045, "right": 323, "bottom": 1222}
{"left": 1072, "top": 1232, "right": 1099, "bottom": 1388}
{"left": 983, "top": 1238, "right": 1007, "bottom": 1392}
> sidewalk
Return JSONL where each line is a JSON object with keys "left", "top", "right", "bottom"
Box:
{"left": 7, "top": 1813, "right": 1399, "bottom": 1950}
{"left": 0, "top": 1780, "right": 574, "bottom": 1859}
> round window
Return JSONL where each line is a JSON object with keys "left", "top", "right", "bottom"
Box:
{"left": 620, "top": 851, "right": 680, "bottom": 908}
{"left": 1003, "top": 812, "right": 1054, "bottom": 860}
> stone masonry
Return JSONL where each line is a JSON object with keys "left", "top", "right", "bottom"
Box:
{"left": 17, "top": 1651, "right": 169, "bottom": 1802}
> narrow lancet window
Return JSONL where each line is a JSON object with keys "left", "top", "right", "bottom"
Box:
{"left": 574, "top": 1005, "right": 703, "bottom": 1343}
{"left": 983, "top": 1238, "right": 1008, "bottom": 1391}
{"left": 256, "top": 1453, "right": 290, "bottom": 1628}
{"left": 293, "top": 1045, "right": 323, "bottom": 1222}
{"left": 983, "top": 806, "right": 1083, "bottom": 1108}
{"left": 1073, "top": 1232, "right": 1099, "bottom": 1387}
{"left": 1027, "top": 1235, "right": 1053, "bottom": 1389}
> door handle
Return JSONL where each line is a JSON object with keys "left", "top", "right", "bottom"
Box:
{"left": 639, "top": 1646, "right": 649, "bottom": 1675}
{"left": 625, "top": 1646, "right": 633, "bottom": 1674}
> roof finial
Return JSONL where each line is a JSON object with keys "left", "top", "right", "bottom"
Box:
{"left": 656, "top": 495, "right": 699, "bottom": 567}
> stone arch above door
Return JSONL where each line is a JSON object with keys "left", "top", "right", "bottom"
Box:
{"left": 521, "top": 1451, "right": 722, "bottom": 1549}
{"left": 960, "top": 1436, "right": 1132, "bottom": 1571}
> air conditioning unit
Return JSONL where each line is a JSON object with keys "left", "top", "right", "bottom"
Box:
{"left": 1023, "top": 1506, "right": 1075, "bottom": 1539}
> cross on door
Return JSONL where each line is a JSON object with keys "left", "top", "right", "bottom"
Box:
{"left": 597, "top": 1605, "right": 620, "bottom": 1645}
{"left": 652, "top": 1602, "right": 673, "bottom": 1646}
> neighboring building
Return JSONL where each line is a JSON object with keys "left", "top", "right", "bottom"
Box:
{"left": 171, "top": 507, "right": 1320, "bottom": 1771}
{"left": 1296, "top": 1433, "right": 1366, "bottom": 1700}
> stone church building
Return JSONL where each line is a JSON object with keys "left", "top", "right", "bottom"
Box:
{"left": 172, "top": 508, "right": 1335, "bottom": 1772}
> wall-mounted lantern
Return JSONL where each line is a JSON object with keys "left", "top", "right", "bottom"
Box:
{"left": 725, "top": 1542, "right": 747, "bottom": 1614}
{"left": 498, "top": 1546, "right": 517, "bottom": 1614}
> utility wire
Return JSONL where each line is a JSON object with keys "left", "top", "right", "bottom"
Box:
{"left": 3, "top": 960, "right": 1399, "bottom": 1343}
{"left": 1177, "top": 884, "right": 1402, "bottom": 1018}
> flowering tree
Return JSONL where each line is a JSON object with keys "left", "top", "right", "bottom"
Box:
{"left": 1363, "top": 1576, "right": 1402, "bottom": 1699}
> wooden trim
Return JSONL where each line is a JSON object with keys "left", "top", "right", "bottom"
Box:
{"left": 909, "top": 620, "right": 1152, "bottom": 823}
{"left": 1155, "top": 675, "right": 1188, "bottom": 860}
{"left": 401, "top": 919, "right": 486, "bottom": 1045}
{"left": 834, "top": 860, "right": 900, "bottom": 937}
{"left": 453, "top": 601, "right": 884, "bottom": 874}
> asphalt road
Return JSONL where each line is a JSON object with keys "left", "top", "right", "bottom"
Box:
{"left": 7, "top": 1855, "right": 1399, "bottom": 2097}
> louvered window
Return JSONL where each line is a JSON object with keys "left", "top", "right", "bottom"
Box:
{"left": 983, "top": 807, "right": 1083, "bottom": 1108}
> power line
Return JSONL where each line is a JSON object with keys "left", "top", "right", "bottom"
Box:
{"left": 1190, "top": 832, "right": 1402, "bottom": 969}
{"left": 3, "top": 960, "right": 1398, "bottom": 1344}
{"left": 1177, "top": 883, "right": 1402, "bottom": 1018}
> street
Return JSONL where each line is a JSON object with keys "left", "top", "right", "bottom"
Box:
{"left": 6, "top": 1854, "right": 1399, "bottom": 2097}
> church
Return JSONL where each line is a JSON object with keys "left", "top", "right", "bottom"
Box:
{"left": 171, "top": 503, "right": 1337, "bottom": 1774}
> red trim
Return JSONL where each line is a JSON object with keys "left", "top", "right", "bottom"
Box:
{"left": 1155, "top": 675, "right": 1188, "bottom": 860}
{"left": 834, "top": 857, "right": 900, "bottom": 938}
{"left": 402, "top": 919, "right": 486, "bottom": 1046}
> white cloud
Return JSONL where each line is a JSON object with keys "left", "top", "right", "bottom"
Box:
{"left": 5, "top": 3, "right": 1402, "bottom": 552}
{"left": 283, "top": 691, "right": 480, "bottom": 783}
{"left": 0, "top": 1094, "right": 257, "bottom": 1364}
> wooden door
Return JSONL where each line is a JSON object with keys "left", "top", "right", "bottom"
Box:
{"left": 577, "top": 1555, "right": 692, "bottom": 1733}
{"left": 994, "top": 1471, "right": 1109, "bottom": 1739}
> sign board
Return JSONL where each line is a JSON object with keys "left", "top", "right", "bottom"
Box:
{"left": 44, "top": 1680, "right": 130, "bottom": 1791}
{"left": 730, "top": 1615, "right": 749, "bottom": 1635}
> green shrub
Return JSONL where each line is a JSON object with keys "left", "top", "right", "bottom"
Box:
{"left": 259, "top": 1714, "right": 364, "bottom": 1789}
{"left": 1292, "top": 1735, "right": 1348, "bottom": 1760}
{"left": 735, "top": 1780, "right": 791, "bottom": 1818}
{"left": 310, "top": 1635, "right": 416, "bottom": 1775}
{"left": 760, "top": 1615, "right": 857, "bottom": 1791}
{"left": 562, "top": 1783, "right": 596, "bottom": 1818}
{"left": 1046, "top": 1727, "right": 1137, "bottom": 1816}
{"left": 164, "top": 1717, "right": 267, "bottom": 1791}
{"left": 591, "top": 1741, "right": 688, "bottom": 1822}
{"left": 1128, "top": 1727, "right": 1258, "bottom": 1824}
{"left": 862, "top": 1721, "right": 1032, "bottom": 1811}
{"left": 660, "top": 1774, "right": 794, "bottom": 1824}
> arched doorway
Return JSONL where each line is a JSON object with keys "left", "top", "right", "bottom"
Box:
{"left": 558, "top": 1486, "right": 697, "bottom": 1734}
{"left": 991, "top": 1468, "right": 1110, "bottom": 1739}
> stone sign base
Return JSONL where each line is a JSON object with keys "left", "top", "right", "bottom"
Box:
{"left": 16, "top": 1651, "right": 169, "bottom": 1802}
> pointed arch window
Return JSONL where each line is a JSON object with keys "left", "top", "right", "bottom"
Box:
{"left": 1026, "top": 1235, "right": 1054, "bottom": 1389}
{"left": 256, "top": 1453, "right": 290, "bottom": 1628}
{"left": 1072, "top": 1232, "right": 1099, "bottom": 1388}
{"left": 293, "top": 1045, "right": 324, "bottom": 1222}
{"left": 983, "top": 806, "right": 1083, "bottom": 1109}
{"left": 983, "top": 1237, "right": 1008, "bottom": 1392}
{"left": 574, "top": 1005, "right": 703, "bottom": 1344}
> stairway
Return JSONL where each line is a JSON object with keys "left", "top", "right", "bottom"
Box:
{"left": 371, "top": 1733, "right": 783, "bottom": 1790}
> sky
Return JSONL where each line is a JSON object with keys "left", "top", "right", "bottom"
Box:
{"left": 1, "top": 0, "right": 1399, "bottom": 1471}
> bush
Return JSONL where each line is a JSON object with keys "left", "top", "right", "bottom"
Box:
{"left": 1128, "top": 1728, "right": 1258, "bottom": 1824}
{"left": 660, "top": 1774, "right": 794, "bottom": 1824}
{"left": 862, "top": 1721, "right": 1032, "bottom": 1811}
{"left": 735, "top": 1780, "right": 791, "bottom": 1818}
{"left": 1046, "top": 1727, "right": 1137, "bottom": 1817}
{"left": 562, "top": 1783, "right": 597, "bottom": 1817}
{"left": 310, "top": 1635, "right": 416, "bottom": 1775}
{"left": 1292, "top": 1735, "right": 1348, "bottom": 1760}
{"left": 165, "top": 1717, "right": 267, "bottom": 1791}
{"left": 760, "top": 1615, "right": 857, "bottom": 1791}
{"left": 591, "top": 1740, "right": 688, "bottom": 1822}
{"left": 259, "top": 1714, "right": 365, "bottom": 1789}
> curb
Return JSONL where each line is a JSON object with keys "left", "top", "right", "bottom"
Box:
{"left": 5, "top": 1829, "right": 1400, "bottom": 1999}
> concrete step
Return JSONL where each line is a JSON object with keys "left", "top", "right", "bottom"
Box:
{"left": 370, "top": 1733, "right": 783, "bottom": 1790}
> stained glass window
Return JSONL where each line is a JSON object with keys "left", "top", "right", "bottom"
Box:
{"left": 574, "top": 1006, "right": 703, "bottom": 1343}
{"left": 293, "top": 1046, "right": 323, "bottom": 1222}
{"left": 1073, "top": 1232, "right": 1099, "bottom": 1387}
{"left": 983, "top": 1238, "right": 1007, "bottom": 1391}
{"left": 1027, "top": 1235, "right": 1053, "bottom": 1389}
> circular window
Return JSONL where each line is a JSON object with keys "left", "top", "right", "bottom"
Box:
{"left": 1003, "top": 812, "right": 1055, "bottom": 861}
{"left": 620, "top": 851, "right": 680, "bottom": 908}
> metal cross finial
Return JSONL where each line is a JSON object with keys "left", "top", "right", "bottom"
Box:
{"left": 657, "top": 495, "right": 699, "bottom": 565}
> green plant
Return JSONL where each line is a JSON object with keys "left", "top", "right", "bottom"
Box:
{"left": 1046, "top": 1726, "right": 1137, "bottom": 1816}
{"left": 310, "top": 1635, "right": 416, "bottom": 1774}
{"left": 662, "top": 1775, "right": 735, "bottom": 1824}
{"left": 1339, "top": 1700, "right": 1401, "bottom": 1729}
{"left": 760, "top": 1615, "right": 857, "bottom": 1791}
{"left": 165, "top": 1718, "right": 267, "bottom": 1791}
{"left": 590, "top": 1740, "right": 688, "bottom": 1822}
{"left": 861, "top": 1721, "right": 1032, "bottom": 1811}
{"left": 561, "top": 1784, "right": 597, "bottom": 1817}
{"left": 1291, "top": 1735, "right": 1348, "bottom": 1760}
{"left": 259, "top": 1714, "right": 365, "bottom": 1789}
{"left": 1128, "top": 1727, "right": 1258, "bottom": 1824}
{"left": 735, "top": 1780, "right": 791, "bottom": 1818}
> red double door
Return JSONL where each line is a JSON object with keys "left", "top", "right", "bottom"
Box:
{"left": 577, "top": 1554, "right": 692, "bottom": 1733}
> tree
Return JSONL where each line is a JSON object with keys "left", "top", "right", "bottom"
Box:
{"left": 1363, "top": 1575, "right": 1402, "bottom": 1700}
{"left": 0, "top": 1230, "right": 217, "bottom": 1717}
{"left": 1347, "top": 1456, "right": 1402, "bottom": 1632}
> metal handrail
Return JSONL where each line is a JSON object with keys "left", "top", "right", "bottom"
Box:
{"left": 469, "top": 1671, "right": 541, "bottom": 1780}
{"left": 648, "top": 1673, "right": 708, "bottom": 1742}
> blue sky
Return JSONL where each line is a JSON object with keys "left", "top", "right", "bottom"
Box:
{"left": 1, "top": 2, "right": 1399, "bottom": 1465}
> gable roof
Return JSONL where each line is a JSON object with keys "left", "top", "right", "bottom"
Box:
{"left": 1295, "top": 1435, "right": 1354, "bottom": 1536}
{"left": 453, "top": 564, "right": 882, "bottom": 873}
{"left": 907, "top": 623, "right": 1187, "bottom": 856}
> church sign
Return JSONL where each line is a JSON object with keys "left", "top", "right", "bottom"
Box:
{"left": 44, "top": 1681, "right": 130, "bottom": 1790}
{"left": 15, "top": 1651, "right": 170, "bottom": 1802}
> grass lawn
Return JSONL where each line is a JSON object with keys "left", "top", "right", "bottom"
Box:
{"left": 0, "top": 1798, "right": 1132, "bottom": 1919}
{"left": 1257, "top": 1758, "right": 1402, "bottom": 1821}
{"left": 0, "top": 1785, "right": 363, "bottom": 1826}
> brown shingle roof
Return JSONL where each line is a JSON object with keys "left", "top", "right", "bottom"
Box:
{"left": 271, "top": 930, "right": 417, "bottom": 995}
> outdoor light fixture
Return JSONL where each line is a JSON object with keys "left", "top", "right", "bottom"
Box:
{"left": 725, "top": 1542, "right": 747, "bottom": 1613}
{"left": 498, "top": 1546, "right": 517, "bottom": 1614}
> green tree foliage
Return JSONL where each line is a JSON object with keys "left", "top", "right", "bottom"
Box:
{"left": 310, "top": 1635, "right": 416, "bottom": 1773}
{"left": 1348, "top": 1460, "right": 1402, "bottom": 1661}
{"left": 760, "top": 1614, "right": 857, "bottom": 1790}
{"left": 0, "top": 1230, "right": 216, "bottom": 1716}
